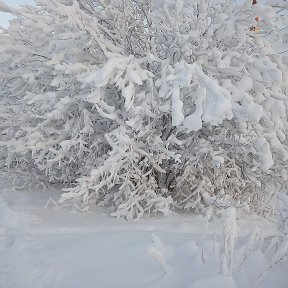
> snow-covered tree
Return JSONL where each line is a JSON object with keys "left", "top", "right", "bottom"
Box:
{"left": 0, "top": 0, "right": 287, "bottom": 219}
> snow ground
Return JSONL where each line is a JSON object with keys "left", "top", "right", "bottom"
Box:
{"left": 0, "top": 178, "right": 287, "bottom": 288}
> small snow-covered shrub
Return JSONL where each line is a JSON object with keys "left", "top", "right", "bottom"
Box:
{"left": 0, "top": 0, "right": 288, "bottom": 219}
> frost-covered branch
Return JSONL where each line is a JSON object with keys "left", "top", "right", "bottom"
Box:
{"left": 0, "top": 0, "right": 287, "bottom": 218}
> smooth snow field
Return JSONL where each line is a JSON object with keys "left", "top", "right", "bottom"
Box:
{"left": 0, "top": 178, "right": 287, "bottom": 288}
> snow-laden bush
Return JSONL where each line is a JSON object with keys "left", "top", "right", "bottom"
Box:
{"left": 0, "top": 0, "right": 288, "bottom": 219}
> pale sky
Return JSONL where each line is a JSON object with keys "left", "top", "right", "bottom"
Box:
{"left": 0, "top": 0, "right": 34, "bottom": 27}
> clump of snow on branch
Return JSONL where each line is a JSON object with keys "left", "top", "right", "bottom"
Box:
{"left": 146, "top": 233, "right": 172, "bottom": 273}
{"left": 221, "top": 207, "right": 238, "bottom": 276}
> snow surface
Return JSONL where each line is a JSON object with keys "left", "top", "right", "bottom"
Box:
{"left": 0, "top": 177, "right": 287, "bottom": 288}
